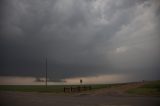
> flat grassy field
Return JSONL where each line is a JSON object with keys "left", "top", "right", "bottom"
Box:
{"left": 127, "top": 80, "right": 160, "bottom": 96}
{"left": 0, "top": 84, "right": 111, "bottom": 93}
{"left": 0, "top": 80, "right": 160, "bottom": 96}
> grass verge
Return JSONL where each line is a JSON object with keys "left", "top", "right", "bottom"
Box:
{"left": 127, "top": 80, "right": 160, "bottom": 96}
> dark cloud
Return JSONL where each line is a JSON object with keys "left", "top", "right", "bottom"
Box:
{"left": 0, "top": 0, "right": 160, "bottom": 81}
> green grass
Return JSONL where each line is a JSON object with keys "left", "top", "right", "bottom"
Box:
{"left": 1, "top": 81, "right": 160, "bottom": 96}
{"left": 0, "top": 85, "right": 64, "bottom": 93}
{"left": 127, "top": 80, "right": 160, "bottom": 96}
{"left": 0, "top": 84, "right": 110, "bottom": 93}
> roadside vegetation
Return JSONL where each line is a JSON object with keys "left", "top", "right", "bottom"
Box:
{"left": 0, "top": 84, "right": 110, "bottom": 93}
{"left": 127, "top": 80, "right": 160, "bottom": 96}
{"left": 0, "top": 80, "right": 160, "bottom": 96}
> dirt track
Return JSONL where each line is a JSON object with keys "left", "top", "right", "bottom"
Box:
{"left": 0, "top": 91, "right": 160, "bottom": 106}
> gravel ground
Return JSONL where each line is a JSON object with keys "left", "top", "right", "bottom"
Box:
{"left": 0, "top": 91, "right": 160, "bottom": 106}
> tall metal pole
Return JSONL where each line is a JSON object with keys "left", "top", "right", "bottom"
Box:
{"left": 45, "top": 57, "right": 48, "bottom": 88}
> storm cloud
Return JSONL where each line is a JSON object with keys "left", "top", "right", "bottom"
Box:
{"left": 0, "top": 0, "right": 160, "bottom": 82}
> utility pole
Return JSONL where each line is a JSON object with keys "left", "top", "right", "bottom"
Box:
{"left": 45, "top": 57, "right": 48, "bottom": 88}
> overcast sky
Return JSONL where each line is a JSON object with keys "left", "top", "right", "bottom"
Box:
{"left": 0, "top": 0, "right": 160, "bottom": 84}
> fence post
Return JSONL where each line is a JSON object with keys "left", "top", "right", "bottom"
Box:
{"left": 71, "top": 87, "right": 72, "bottom": 92}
